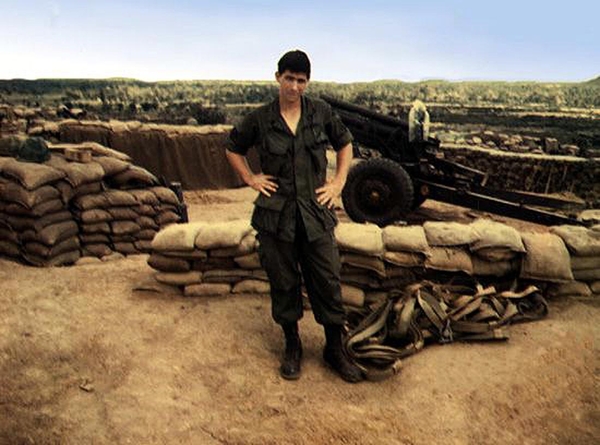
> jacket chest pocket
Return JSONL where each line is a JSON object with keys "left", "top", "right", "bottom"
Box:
{"left": 305, "top": 124, "right": 329, "bottom": 175}
{"left": 260, "top": 131, "right": 291, "bottom": 175}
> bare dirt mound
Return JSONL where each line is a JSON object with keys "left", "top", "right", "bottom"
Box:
{"left": 1, "top": 190, "right": 599, "bottom": 444}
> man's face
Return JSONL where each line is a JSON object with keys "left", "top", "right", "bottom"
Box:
{"left": 276, "top": 70, "right": 309, "bottom": 104}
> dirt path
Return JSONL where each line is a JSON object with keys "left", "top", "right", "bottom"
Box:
{"left": 1, "top": 190, "right": 599, "bottom": 444}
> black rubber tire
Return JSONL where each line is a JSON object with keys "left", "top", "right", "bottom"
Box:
{"left": 342, "top": 158, "right": 414, "bottom": 227}
{"left": 411, "top": 181, "right": 428, "bottom": 209}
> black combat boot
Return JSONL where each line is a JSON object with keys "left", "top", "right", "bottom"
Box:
{"left": 280, "top": 322, "right": 302, "bottom": 380}
{"left": 323, "top": 324, "right": 363, "bottom": 383}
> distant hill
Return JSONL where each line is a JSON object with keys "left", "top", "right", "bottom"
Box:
{"left": 586, "top": 75, "right": 600, "bottom": 85}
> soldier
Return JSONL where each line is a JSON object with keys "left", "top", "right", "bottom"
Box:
{"left": 225, "top": 50, "right": 363, "bottom": 383}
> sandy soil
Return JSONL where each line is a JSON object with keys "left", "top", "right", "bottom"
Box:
{"left": 1, "top": 189, "right": 599, "bottom": 445}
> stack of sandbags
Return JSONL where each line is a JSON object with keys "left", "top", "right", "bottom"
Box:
{"left": 547, "top": 225, "right": 600, "bottom": 297}
{"left": 0, "top": 157, "right": 81, "bottom": 266}
{"left": 146, "top": 219, "right": 600, "bottom": 303}
{"left": 148, "top": 220, "right": 267, "bottom": 297}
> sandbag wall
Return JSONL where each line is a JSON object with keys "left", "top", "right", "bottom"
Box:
{"left": 32, "top": 120, "right": 260, "bottom": 190}
{"left": 0, "top": 145, "right": 182, "bottom": 266}
{"left": 438, "top": 143, "right": 600, "bottom": 206}
{"left": 146, "top": 219, "right": 600, "bottom": 303}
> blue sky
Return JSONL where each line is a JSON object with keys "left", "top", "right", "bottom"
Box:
{"left": 1, "top": 0, "right": 598, "bottom": 82}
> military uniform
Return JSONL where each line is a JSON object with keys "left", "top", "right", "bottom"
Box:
{"left": 228, "top": 95, "right": 353, "bottom": 326}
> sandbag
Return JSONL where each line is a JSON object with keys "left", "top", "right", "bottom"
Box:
{"left": 572, "top": 269, "right": 600, "bottom": 281}
{"left": 80, "top": 233, "right": 110, "bottom": 244}
{"left": 23, "top": 249, "right": 80, "bottom": 267}
{"left": 129, "top": 189, "right": 160, "bottom": 206}
{"left": 72, "top": 181, "right": 103, "bottom": 198}
{"left": 109, "top": 165, "right": 158, "bottom": 188}
{"left": 149, "top": 186, "right": 180, "bottom": 206}
{"left": 550, "top": 225, "right": 600, "bottom": 257}
{"left": 1, "top": 158, "right": 65, "bottom": 190}
{"left": 202, "top": 269, "right": 254, "bottom": 283}
{"left": 137, "top": 228, "right": 158, "bottom": 240}
{"left": 520, "top": 232, "right": 573, "bottom": 282}
{"left": 5, "top": 198, "right": 64, "bottom": 217}
{"left": 21, "top": 220, "right": 79, "bottom": 246}
{"left": 424, "top": 247, "right": 473, "bottom": 274}
{"left": 234, "top": 252, "right": 261, "bottom": 269}
{"left": 111, "top": 220, "right": 141, "bottom": 236}
{"left": 184, "top": 283, "right": 231, "bottom": 296}
{"left": 23, "top": 236, "right": 80, "bottom": 258}
{"left": 383, "top": 251, "right": 426, "bottom": 268}
{"left": 155, "top": 271, "right": 203, "bottom": 286}
{"left": 341, "top": 253, "right": 386, "bottom": 277}
{"left": 81, "top": 222, "right": 111, "bottom": 234}
{"left": 547, "top": 281, "right": 592, "bottom": 297}
{"left": 334, "top": 223, "right": 384, "bottom": 256}
{"left": 156, "top": 210, "right": 181, "bottom": 226}
{"left": 73, "top": 193, "right": 109, "bottom": 210}
{"left": 232, "top": 279, "right": 270, "bottom": 294}
{"left": 82, "top": 243, "right": 113, "bottom": 258}
{"left": 424, "top": 221, "right": 475, "bottom": 246}
{"left": 194, "top": 220, "right": 253, "bottom": 250}
{"left": 147, "top": 253, "right": 191, "bottom": 272}
{"left": 471, "top": 246, "right": 521, "bottom": 262}
{"left": 136, "top": 216, "right": 159, "bottom": 230}
{"left": 570, "top": 256, "right": 600, "bottom": 271}
{"left": 590, "top": 281, "right": 600, "bottom": 293}
{"left": 134, "top": 240, "right": 152, "bottom": 252}
{"left": 0, "top": 240, "right": 20, "bottom": 257}
{"left": 78, "top": 208, "right": 112, "bottom": 224}
{"left": 210, "top": 231, "right": 257, "bottom": 257}
{"left": 472, "top": 256, "right": 519, "bottom": 277}
{"left": 93, "top": 155, "right": 131, "bottom": 176}
{"left": 151, "top": 222, "right": 206, "bottom": 251}
{"left": 113, "top": 242, "right": 139, "bottom": 255}
{"left": 107, "top": 207, "right": 139, "bottom": 221}
{"left": 104, "top": 190, "right": 138, "bottom": 207}
{"left": 45, "top": 155, "right": 104, "bottom": 187}
{"left": 469, "top": 218, "right": 526, "bottom": 254}
{"left": 382, "top": 225, "right": 429, "bottom": 253}
{"left": 340, "top": 284, "right": 365, "bottom": 307}
{"left": 0, "top": 183, "right": 60, "bottom": 208}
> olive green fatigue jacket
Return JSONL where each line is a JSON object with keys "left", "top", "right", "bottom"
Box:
{"left": 228, "top": 96, "right": 353, "bottom": 242}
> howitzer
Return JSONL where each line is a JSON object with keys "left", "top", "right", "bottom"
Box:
{"left": 321, "top": 95, "right": 587, "bottom": 227}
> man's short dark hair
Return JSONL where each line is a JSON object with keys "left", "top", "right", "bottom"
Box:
{"left": 277, "top": 50, "right": 311, "bottom": 79}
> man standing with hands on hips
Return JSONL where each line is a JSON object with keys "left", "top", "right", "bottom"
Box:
{"left": 225, "top": 49, "right": 363, "bottom": 383}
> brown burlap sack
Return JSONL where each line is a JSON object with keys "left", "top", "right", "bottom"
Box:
{"left": 334, "top": 223, "right": 384, "bottom": 256}
{"left": 471, "top": 246, "right": 521, "bottom": 262}
{"left": 0, "top": 220, "right": 18, "bottom": 243}
{"left": 106, "top": 206, "right": 138, "bottom": 221}
{"left": 424, "top": 221, "right": 475, "bottom": 246}
{"left": 151, "top": 222, "right": 206, "bottom": 252}
{"left": 134, "top": 240, "right": 152, "bottom": 252}
{"left": 184, "top": 283, "right": 231, "bottom": 297}
{"left": 80, "top": 233, "right": 110, "bottom": 244}
{"left": 471, "top": 256, "right": 519, "bottom": 277}
{"left": 136, "top": 216, "right": 159, "bottom": 230}
{"left": 109, "top": 166, "right": 158, "bottom": 188}
{"left": 129, "top": 189, "right": 160, "bottom": 206}
{"left": 111, "top": 220, "right": 141, "bottom": 236}
{"left": 520, "top": 232, "right": 574, "bottom": 282}
{"left": 341, "top": 273, "right": 381, "bottom": 289}
{"left": 547, "top": 281, "right": 592, "bottom": 297}
{"left": 210, "top": 231, "right": 257, "bottom": 257}
{"left": 72, "top": 181, "right": 102, "bottom": 198}
{"left": 73, "top": 193, "right": 109, "bottom": 210}
{"left": 82, "top": 243, "right": 113, "bottom": 258}
{"left": 341, "top": 253, "right": 386, "bottom": 277}
{"left": 137, "top": 229, "right": 158, "bottom": 240}
{"left": 104, "top": 190, "right": 138, "bottom": 207}
{"left": 194, "top": 220, "right": 253, "bottom": 250}
{"left": 135, "top": 204, "right": 157, "bottom": 216}
{"left": 54, "top": 180, "right": 75, "bottom": 203}
{"left": 385, "top": 266, "right": 417, "bottom": 279}
{"left": 78, "top": 208, "right": 112, "bottom": 224}
{"left": 21, "top": 220, "right": 79, "bottom": 246}
{"left": 156, "top": 210, "right": 181, "bottom": 227}
{"left": 93, "top": 155, "right": 131, "bottom": 176}
{"left": 2, "top": 210, "right": 72, "bottom": 232}
{"left": 112, "top": 234, "right": 136, "bottom": 243}
{"left": 590, "top": 281, "right": 600, "bottom": 293}
{"left": 382, "top": 225, "right": 429, "bottom": 253}
{"left": 149, "top": 187, "right": 180, "bottom": 206}
{"left": 469, "top": 218, "right": 526, "bottom": 258}
{"left": 572, "top": 269, "right": 600, "bottom": 281}
{"left": 5, "top": 198, "right": 64, "bottom": 217}
{"left": 160, "top": 249, "right": 207, "bottom": 259}
{"left": 232, "top": 279, "right": 271, "bottom": 294}
{"left": 570, "top": 256, "right": 600, "bottom": 271}
{"left": 252, "top": 269, "right": 269, "bottom": 281}
{"left": 381, "top": 275, "right": 416, "bottom": 290}
{"left": 1, "top": 158, "right": 65, "bottom": 190}
{"left": 81, "top": 222, "right": 111, "bottom": 234}
{"left": 155, "top": 271, "right": 203, "bottom": 286}
{"left": 425, "top": 247, "right": 474, "bottom": 274}
{"left": 234, "top": 252, "right": 261, "bottom": 269}
{"left": 23, "top": 249, "right": 80, "bottom": 267}
{"left": 24, "top": 236, "right": 80, "bottom": 258}
{"left": 202, "top": 269, "right": 254, "bottom": 283}
{"left": 113, "top": 242, "right": 139, "bottom": 255}
{"left": 383, "top": 251, "right": 426, "bottom": 267}
{"left": 340, "top": 284, "right": 365, "bottom": 307}
{"left": 147, "top": 253, "right": 191, "bottom": 272}
{"left": 0, "top": 240, "right": 20, "bottom": 257}
{"left": 550, "top": 225, "right": 600, "bottom": 257}
{"left": 45, "top": 155, "right": 104, "bottom": 187}
{"left": 195, "top": 256, "right": 237, "bottom": 271}
{"left": 0, "top": 183, "right": 60, "bottom": 208}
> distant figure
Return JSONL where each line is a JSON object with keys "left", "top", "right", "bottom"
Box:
{"left": 408, "top": 99, "right": 430, "bottom": 142}
{"left": 225, "top": 50, "right": 363, "bottom": 383}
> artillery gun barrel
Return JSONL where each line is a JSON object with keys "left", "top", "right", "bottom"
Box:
{"left": 321, "top": 94, "right": 409, "bottom": 131}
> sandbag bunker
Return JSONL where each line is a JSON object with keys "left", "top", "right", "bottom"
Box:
{"left": 0, "top": 139, "right": 183, "bottom": 266}
{"left": 147, "top": 218, "right": 600, "bottom": 380}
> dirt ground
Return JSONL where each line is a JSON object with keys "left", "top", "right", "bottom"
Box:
{"left": 1, "top": 188, "right": 599, "bottom": 445}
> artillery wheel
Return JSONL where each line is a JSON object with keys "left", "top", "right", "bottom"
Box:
{"left": 342, "top": 158, "right": 414, "bottom": 227}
